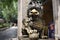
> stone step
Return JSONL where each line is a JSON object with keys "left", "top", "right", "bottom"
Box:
{"left": 10, "top": 38, "right": 54, "bottom": 40}
{"left": 22, "top": 38, "right": 54, "bottom": 40}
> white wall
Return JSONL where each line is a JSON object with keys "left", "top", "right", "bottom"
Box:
{"left": 18, "top": 0, "right": 31, "bottom": 39}
{"left": 57, "top": 0, "right": 60, "bottom": 39}
{"left": 52, "top": 0, "right": 60, "bottom": 40}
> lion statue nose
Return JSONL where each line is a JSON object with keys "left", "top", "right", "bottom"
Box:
{"left": 29, "top": 9, "right": 39, "bottom": 16}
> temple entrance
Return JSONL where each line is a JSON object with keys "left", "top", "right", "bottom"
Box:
{"left": 42, "top": 0, "right": 55, "bottom": 38}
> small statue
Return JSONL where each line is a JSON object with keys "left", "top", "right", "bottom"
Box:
{"left": 22, "top": 0, "right": 45, "bottom": 39}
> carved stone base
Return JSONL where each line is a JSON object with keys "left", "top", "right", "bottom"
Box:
{"left": 29, "top": 38, "right": 38, "bottom": 40}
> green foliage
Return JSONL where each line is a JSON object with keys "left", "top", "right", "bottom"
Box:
{"left": 0, "top": 0, "right": 18, "bottom": 28}
{"left": 0, "top": 23, "right": 10, "bottom": 28}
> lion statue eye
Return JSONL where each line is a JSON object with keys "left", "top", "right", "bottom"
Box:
{"left": 31, "top": 12, "right": 33, "bottom": 13}
{"left": 35, "top": 12, "right": 37, "bottom": 13}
